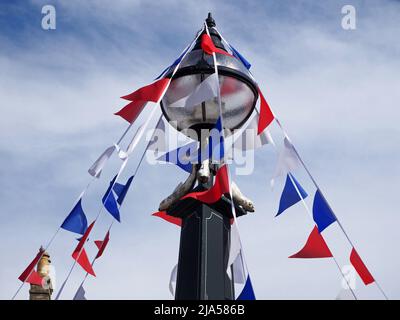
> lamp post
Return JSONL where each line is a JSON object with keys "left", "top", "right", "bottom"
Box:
{"left": 159, "top": 13, "right": 257, "bottom": 300}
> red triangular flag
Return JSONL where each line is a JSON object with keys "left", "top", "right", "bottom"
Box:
{"left": 72, "top": 247, "right": 96, "bottom": 276}
{"left": 182, "top": 165, "right": 229, "bottom": 204}
{"left": 152, "top": 211, "right": 182, "bottom": 227}
{"left": 18, "top": 247, "right": 45, "bottom": 283}
{"left": 257, "top": 88, "right": 274, "bottom": 135}
{"left": 121, "top": 78, "right": 170, "bottom": 102}
{"left": 201, "top": 34, "right": 232, "bottom": 57}
{"left": 289, "top": 226, "right": 333, "bottom": 258}
{"left": 95, "top": 231, "right": 110, "bottom": 259}
{"left": 115, "top": 78, "right": 170, "bottom": 123}
{"left": 350, "top": 248, "right": 374, "bottom": 285}
{"left": 74, "top": 221, "right": 95, "bottom": 255}
{"left": 115, "top": 100, "right": 147, "bottom": 124}
{"left": 26, "top": 271, "right": 44, "bottom": 286}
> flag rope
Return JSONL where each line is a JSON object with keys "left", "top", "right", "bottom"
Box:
{"left": 274, "top": 118, "right": 389, "bottom": 300}
{"left": 215, "top": 26, "right": 365, "bottom": 299}
{"left": 11, "top": 177, "right": 95, "bottom": 300}
{"left": 204, "top": 22, "right": 253, "bottom": 294}
{"left": 55, "top": 29, "right": 204, "bottom": 299}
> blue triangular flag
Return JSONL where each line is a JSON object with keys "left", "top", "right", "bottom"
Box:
{"left": 312, "top": 190, "right": 337, "bottom": 233}
{"left": 61, "top": 199, "right": 88, "bottom": 235}
{"left": 157, "top": 142, "right": 197, "bottom": 173}
{"left": 116, "top": 176, "right": 134, "bottom": 205}
{"left": 113, "top": 183, "right": 125, "bottom": 198}
{"left": 208, "top": 117, "right": 225, "bottom": 161}
{"left": 102, "top": 175, "right": 117, "bottom": 204}
{"left": 155, "top": 47, "right": 190, "bottom": 80}
{"left": 102, "top": 175, "right": 120, "bottom": 222}
{"left": 103, "top": 191, "right": 120, "bottom": 222}
{"left": 276, "top": 174, "right": 308, "bottom": 216}
{"left": 237, "top": 276, "right": 256, "bottom": 300}
{"left": 230, "top": 45, "right": 251, "bottom": 69}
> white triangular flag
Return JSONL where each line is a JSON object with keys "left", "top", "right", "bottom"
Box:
{"left": 234, "top": 115, "right": 274, "bottom": 151}
{"left": 271, "top": 137, "right": 300, "bottom": 187}
{"left": 118, "top": 125, "right": 144, "bottom": 160}
{"left": 169, "top": 264, "right": 178, "bottom": 297}
{"left": 88, "top": 145, "right": 116, "bottom": 178}
{"left": 73, "top": 284, "right": 87, "bottom": 300}
{"left": 231, "top": 251, "right": 246, "bottom": 284}
{"left": 169, "top": 73, "right": 219, "bottom": 109}
{"left": 147, "top": 118, "right": 167, "bottom": 157}
{"left": 335, "top": 288, "right": 356, "bottom": 300}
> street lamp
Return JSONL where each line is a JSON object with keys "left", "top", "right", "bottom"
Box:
{"left": 160, "top": 13, "right": 257, "bottom": 300}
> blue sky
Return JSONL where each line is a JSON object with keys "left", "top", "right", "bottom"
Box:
{"left": 0, "top": 0, "right": 399, "bottom": 299}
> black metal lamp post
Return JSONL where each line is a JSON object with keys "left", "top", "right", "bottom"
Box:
{"left": 160, "top": 13, "right": 258, "bottom": 300}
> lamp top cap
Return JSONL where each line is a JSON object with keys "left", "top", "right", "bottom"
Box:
{"left": 206, "top": 12, "right": 216, "bottom": 28}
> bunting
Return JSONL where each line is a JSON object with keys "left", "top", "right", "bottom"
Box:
{"left": 115, "top": 78, "right": 170, "bottom": 123}
{"left": 71, "top": 221, "right": 96, "bottom": 276}
{"left": 181, "top": 165, "right": 229, "bottom": 204}
{"left": 60, "top": 199, "right": 88, "bottom": 235}
{"left": 25, "top": 271, "right": 44, "bottom": 286}
{"left": 169, "top": 73, "right": 219, "bottom": 109}
{"left": 289, "top": 226, "right": 333, "bottom": 258}
{"left": 18, "top": 247, "right": 45, "bottom": 284}
{"left": 271, "top": 138, "right": 300, "bottom": 186}
{"left": 157, "top": 141, "right": 198, "bottom": 173}
{"left": 230, "top": 45, "right": 251, "bottom": 69}
{"left": 276, "top": 174, "right": 308, "bottom": 216}
{"left": 73, "top": 284, "right": 87, "bottom": 300}
{"left": 101, "top": 175, "right": 135, "bottom": 222}
{"left": 152, "top": 211, "right": 182, "bottom": 227}
{"left": 237, "top": 276, "right": 256, "bottom": 300}
{"left": 200, "top": 34, "right": 232, "bottom": 57}
{"left": 350, "top": 248, "right": 375, "bottom": 285}
{"left": 94, "top": 231, "right": 110, "bottom": 259}
{"left": 312, "top": 190, "right": 337, "bottom": 233}
{"left": 257, "top": 88, "right": 274, "bottom": 134}
{"left": 88, "top": 145, "right": 116, "bottom": 178}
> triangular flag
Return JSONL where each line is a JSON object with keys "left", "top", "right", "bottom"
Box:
{"left": 276, "top": 173, "right": 308, "bottom": 216}
{"left": 147, "top": 118, "right": 167, "bottom": 157}
{"left": 289, "top": 226, "right": 333, "bottom": 258}
{"left": 73, "top": 284, "right": 87, "bottom": 300}
{"left": 230, "top": 45, "right": 251, "bottom": 69}
{"left": 72, "top": 248, "right": 96, "bottom": 276}
{"left": 350, "top": 248, "right": 375, "bottom": 285}
{"left": 155, "top": 44, "right": 191, "bottom": 80}
{"left": 335, "top": 288, "right": 356, "bottom": 300}
{"left": 152, "top": 211, "right": 182, "bottom": 227}
{"left": 25, "top": 270, "right": 44, "bottom": 286}
{"left": 102, "top": 176, "right": 120, "bottom": 222}
{"left": 257, "top": 88, "right": 274, "bottom": 134}
{"left": 312, "top": 190, "right": 337, "bottom": 233}
{"left": 73, "top": 221, "right": 95, "bottom": 256}
{"left": 201, "top": 34, "right": 232, "bottom": 57}
{"left": 115, "top": 78, "right": 170, "bottom": 123}
{"left": 271, "top": 138, "right": 300, "bottom": 186}
{"left": 118, "top": 124, "right": 144, "bottom": 160}
{"left": 182, "top": 165, "right": 229, "bottom": 204}
{"left": 237, "top": 276, "right": 256, "bottom": 300}
{"left": 231, "top": 251, "right": 246, "bottom": 284}
{"left": 95, "top": 231, "right": 110, "bottom": 259}
{"left": 18, "top": 247, "right": 45, "bottom": 283}
{"left": 113, "top": 176, "right": 134, "bottom": 205}
{"left": 233, "top": 114, "right": 273, "bottom": 151}
{"left": 157, "top": 141, "right": 197, "bottom": 173}
{"left": 169, "top": 73, "right": 219, "bottom": 109}
{"left": 60, "top": 199, "right": 88, "bottom": 235}
{"left": 169, "top": 264, "right": 178, "bottom": 296}
{"left": 88, "top": 145, "right": 116, "bottom": 178}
